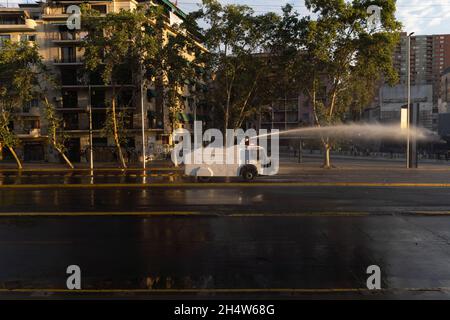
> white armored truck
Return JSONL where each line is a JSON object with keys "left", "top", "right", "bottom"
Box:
{"left": 183, "top": 144, "right": 273, "bottom": 181}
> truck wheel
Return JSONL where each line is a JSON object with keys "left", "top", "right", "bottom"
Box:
{"left": 241, "top": 166, "right": 256, "bottom": 181}
{"left": 198, "top": 176, "right": 211, "bottom": 183}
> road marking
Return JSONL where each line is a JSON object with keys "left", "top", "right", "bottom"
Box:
{"left": 0, "top": 168, "right": 181, "bottom": 173}
{"left": 0, "top": 287, "right": 447, "bottom": 294}
{"left": 229, "top": 212, "right": 371, "bottom": 217}
{"left": 0, "top": 211, "right": 415, "bottom": 218}
{"left": 1, "top": 182, "right": 450, "bottom": 189}
{"left": 0, "top": 211, "right": 373, "bottom": 217}
{"left": 411, "top": 211, "right": 450, "bottom": 216}
{"left": 0, "top": 211, "right": 209, "bottom": 217}
{"left": 1, "top": 173, "right": 179, "bottom": 178}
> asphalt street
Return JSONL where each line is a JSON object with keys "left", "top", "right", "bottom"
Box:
{"left": 1, "top": 159, "right": 450, "bottom": 299}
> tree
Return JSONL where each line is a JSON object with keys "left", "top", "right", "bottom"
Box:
{"left": 82, "top": 5, "right": 160, "bottom": 168}
{"left": 0, "top": 40, "right": 73, "bottom": 169}
{"left": 146, "top": 9, "right": 205, "bottom": 136}
{"left": 272, "top": 0, "right": 401, "bottom": 168}
{"left": 42, "top": 96, "right": 74, "bottom": 169}
{"left": 193, "top": 0, "right": 279, "bottom": 135}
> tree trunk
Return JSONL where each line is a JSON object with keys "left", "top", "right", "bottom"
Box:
{"left": 55, "top": 146, "right": 74, "bottom": 169}
{"left": 322, "top": 142, "right": 331, "bottom": 169}
{"left": 43, "top": 97, "right": 74, "bottom": 169}
{"left": 111, "top": 91, "right": 127, "bottom": 169}
{"left": 224, "top": 111, "right": 229, "bottom": 147}
{"left": 8, "top": 146, "right": 23, "bottom": 170}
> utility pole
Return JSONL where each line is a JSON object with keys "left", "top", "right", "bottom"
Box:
{"left": 88, "top": 85, "right": 94, "bottom": 173}
{"left": 298, "top": 139, "right": 303, "bottom": 164}
{"left": 141, "top": 75, "right": 146, "bottom": 173}
{"left": 406, "top": 32, "right": 415, "bottom": 168}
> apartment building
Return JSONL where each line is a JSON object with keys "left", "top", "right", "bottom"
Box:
{"left": 259, "top": 95, "right": 312, "bottom": 132}
{"left": 438, "top": 68, "right": 450, "bottom": 138}
{"left": 381, "top": 33, "right": 450, "bottom": 131}
{"left": 0, "top": 0, "right": 204, "bottom": 164}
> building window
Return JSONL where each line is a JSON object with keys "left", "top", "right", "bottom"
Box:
{"left": 20, "top": 34, "right": 36, "bottom": 42}
{"left": 23, "top": 119, "right": 40, "bottom": 131}
{"left": 60, "top": 31, "right": 77, "bottom": 40}
{"left": 60, "top": 46, "right": 76, "bottom": 62}
{"left": 0, "top": 16, "right": 24, "bottom": 25}
{"left": 91, "top": 89, "right": 106, "bottom": 108}
{"left": 93, "top": 137, "right": 108, "bottom": 147}
{"left": 91, "top": 5, "right": 107, "bottom": 14}
{"left": 117, "top": 90, "right": 133, "bottom": 108}
{"left": 63, "top": 113, "right": 79, "bottom": 130}
{"left": 62, "top": 90, "right": 78, "bottom": 108}
{"left": 92, "top": 113, "right": 106, "bottom": 130}
{"left": 23, "top": 99, "right": 39, "bottom": 113}
{"left": 61, "top": 68, "right": 79, "bottom": 85}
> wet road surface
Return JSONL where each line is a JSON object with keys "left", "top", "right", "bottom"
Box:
{"left": 1, "top": 214, "right": 450, "bottom": 299}
{"left": 1, "top": 165, "right": 450, "bottom": 299}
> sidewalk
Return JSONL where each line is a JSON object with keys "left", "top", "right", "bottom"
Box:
{"left": 0, "top": 159, "right": 177, "bottom": 171}
{"left": 281, "top": 152, "right": 450, "bottom": 168}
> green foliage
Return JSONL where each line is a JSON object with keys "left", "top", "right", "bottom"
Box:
{"left": 192, "top": 0, "right": 279, "bottom": 130}
{"left": 272, "top": 0, "right": 401, "bottom": 127}
{"left": 102, "top": 108, "right": 130, "bottom": 145}
{"left": 151, "top": 16, "right": 205, "bottom": 131}
{"left": 0, "top": 40, "right": 45, "bottom": 149}
{"left": 82, "top": 4, "right": 202, "bottom": 137}
{"left": 43, "top": 97, "right": 67, "bottom": 153}
{"left": 82, "top": 4, "right": 160, "bottom": 84}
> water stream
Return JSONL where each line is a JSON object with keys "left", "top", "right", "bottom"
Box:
{"left": 257, "top": 123, "right": 441, "bottom": 142}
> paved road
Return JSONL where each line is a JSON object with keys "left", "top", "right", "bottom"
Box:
{"left": 1, "top": 163, "right": 450, "bottom": 299}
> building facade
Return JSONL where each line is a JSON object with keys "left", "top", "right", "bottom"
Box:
{"left": 0, "top": 0, "right": 203, "bottom": 165}
{"left": 374, "top": 33, "right": 450, "bottom": 131}
{"left": 378, "top": 84, "right": 434, "bottom": 130}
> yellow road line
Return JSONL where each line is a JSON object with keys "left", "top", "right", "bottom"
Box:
{"left": 1, "top": 182, "right": 450, "bottom": 189}
{"left": 0, "top": 211, "right": 208, "bottom": 217}
{"left": 0, "top": 287, "right": 447, "bottom": 294}
{"left": 0, "top": 168, "right": 181, "bottom": 173}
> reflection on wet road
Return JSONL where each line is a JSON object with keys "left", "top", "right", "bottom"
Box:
{"left": 0, "top": 215, "right": 450, "bottom": 299}
{"left": 1, "top": 186, "right": 450, "bottom": 214}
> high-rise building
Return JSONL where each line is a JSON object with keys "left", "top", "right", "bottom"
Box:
{"left": 393, "top": 33, "right": 450, "bottom": 104}
{"left": 0, "top": 0, "right": 204, "bottom": 165}
{"left": 379, "top": 33, "right": 450, "bottom": 131}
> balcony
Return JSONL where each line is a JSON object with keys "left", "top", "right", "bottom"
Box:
{"left": 54, "top": 57, "right": 83, "bottom": 66}
{"left": 51, "top": 31, "right": 86, "bottom": 45}
{"left": 0, "top": 18, "right": 36, "bottom": 31}
{"left": 17, "top": 128, "right": 41, "bottom": 138}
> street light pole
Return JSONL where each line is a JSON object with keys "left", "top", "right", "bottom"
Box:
{"left": 406, "top": 32, "right": 414, "bottom": 168}
{"left": 88, "top": 85, "right": 94, "bottom": 173}
{"left": 141, "top": 76, "right": 146, "bottom": 173}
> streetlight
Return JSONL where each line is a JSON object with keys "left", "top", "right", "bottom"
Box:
{"left": 141, "top": 78, "right": 146, "bottom": 174}
{"left": 88, "top": 85, "right": 94, "bottom": 173}
{"left": 406, "top": 32, "right": 414, "bottom": 169}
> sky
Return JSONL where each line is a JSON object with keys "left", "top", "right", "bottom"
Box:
{"left": 1, "top": 0, "right": 450, "bottom": 35}
{"left": 175, "top": 0, "right": 450, "bottom": 35}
